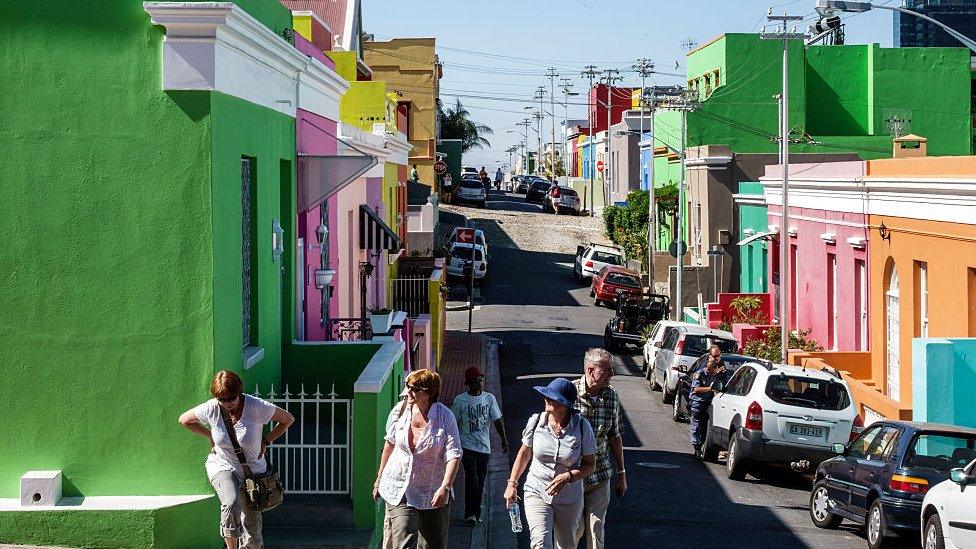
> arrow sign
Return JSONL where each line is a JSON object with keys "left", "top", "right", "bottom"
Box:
{"left": 455, "top": 227, "right": 475, "bottom": 244}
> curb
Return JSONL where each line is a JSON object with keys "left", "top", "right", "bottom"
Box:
{"left": 479, "top": 337, "right": 517, "bottom": 549}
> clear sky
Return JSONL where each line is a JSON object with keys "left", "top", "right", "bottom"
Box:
{"left": 364, "top": 0, "right": 895, "bottom": 168}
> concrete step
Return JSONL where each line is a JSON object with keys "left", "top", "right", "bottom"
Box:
{"left": 264, "top": 526, "right": 372, "bottom": 549}
{"left": 263, "top": 494, "right": 354, "bottom": 529}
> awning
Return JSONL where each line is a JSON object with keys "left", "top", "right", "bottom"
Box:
{"left": 359, "top": 204, "right": 401, "bottom": 252}
{"left": 737, "top": 231, "right": 777, "bottom": 246}
{"left": 297, "top": 154, "right": 377, "bottom": 212}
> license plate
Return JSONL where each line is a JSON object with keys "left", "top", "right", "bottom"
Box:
{"left": 789, "top": 424, "right": 824, "bottom": 438}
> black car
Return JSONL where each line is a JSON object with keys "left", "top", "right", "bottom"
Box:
{"left": 513, "top": 175, "right": 529, "bottom": 193}
{"left": 672, "top": 354, "right": 755, "bottom": 422}
{"left": 603, "top": 293, "right": 669, "bottom": 352}
{"left": 810, "top": 420, "right": 976, "bottom": 549}
{"left": 525, "top": 179, "right": 552, "bottom": 203}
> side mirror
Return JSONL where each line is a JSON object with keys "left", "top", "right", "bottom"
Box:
{"left": 832, "top": 443, "right": 847, "bottom": 455}
{"left": 950, "top": 468, "right": 970, "bottom": 485}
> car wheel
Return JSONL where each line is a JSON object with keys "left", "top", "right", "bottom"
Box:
{"left": 572, "top": 268, "right": 580, "bottom": 282}
{"left": 671, "top": 393, "right": 683, "bottom": 422}
{"left": 650, "top": 367, "right": 662, "bottom": 391}
{"left": 726, "top": 431, "right": 749, "bottom": 480}
{"left": 701, "top": 418, "right": 719, "bottom": 462}
{"left": 866, "top": 499, "right": 895, "bottom": 549}
{"left": 924, "top": 513, "right": 944, "bottom": 549}
{"left": 809, "top": 480, "right": 843, "bottom": 529}
{"left": 603, "top": 329, "right": 617, "bottom": 352}
{"left": 662, "top": 380, "right": 675, "bottom": 404}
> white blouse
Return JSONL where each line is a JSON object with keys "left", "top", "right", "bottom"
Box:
{"left": 379, "top": 402, "right": 462, "bottom": 509}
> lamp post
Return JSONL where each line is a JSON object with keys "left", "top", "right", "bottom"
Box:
{"left": 817, "top": 0, "right": 976, "bottom": 53}
{"left": 314, "top": 219, "right": 334, "bottom": 337}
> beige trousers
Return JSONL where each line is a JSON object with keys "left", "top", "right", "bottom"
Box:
{"left": 575, "top": 479, "right": 611, "bottom": 549}
{"left": 384, "top": 499, "right": 451, "bottom": 549}
{"left": 210, "top": 470, "right": 263, "bottom": 548}
{"left": 523, "top": 490, "right": 584, "bottom": 549}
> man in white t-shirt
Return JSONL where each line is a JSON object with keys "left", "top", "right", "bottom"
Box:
{"left": 450, "top": 366, "right": 508, "bottom": 525}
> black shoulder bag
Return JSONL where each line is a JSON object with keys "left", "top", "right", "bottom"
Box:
{"left": 220, "top": 406, "right": 285, "bottom": 512}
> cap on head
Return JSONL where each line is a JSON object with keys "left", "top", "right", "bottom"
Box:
{"left": 464, "top": 366, "right": 484, "bottom": 384}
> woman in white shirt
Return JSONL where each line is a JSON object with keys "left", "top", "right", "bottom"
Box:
{"left": 179, "top": 370, "right": 294, "bottom": 549}
{"left": 504, "top": 378, "right": 596, "bottom": 549}
{"left": 373, "top": 369, "right": 462, "bottom": 549}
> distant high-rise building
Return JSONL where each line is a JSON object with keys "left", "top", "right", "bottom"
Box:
{"left": 895, "top": 0, "right": 976, "bottom": 49}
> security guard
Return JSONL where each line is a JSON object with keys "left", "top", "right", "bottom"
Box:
{"left": 689, "top": 347, "right": 728, "bottom": 460}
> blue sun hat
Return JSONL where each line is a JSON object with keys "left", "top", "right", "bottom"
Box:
{"left": 533, "top": 378, "right": 579, "bottom": 413}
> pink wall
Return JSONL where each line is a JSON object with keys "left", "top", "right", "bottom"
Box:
{"left": 365, "top": 177, "right": 386, "bottom": 311}
{"left": 294, "top": 32, "right": 335, "bottom": 69}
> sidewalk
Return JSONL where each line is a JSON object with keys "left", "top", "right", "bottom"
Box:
{"left": 439, "top": 331, "right": 517, "bottom": 549}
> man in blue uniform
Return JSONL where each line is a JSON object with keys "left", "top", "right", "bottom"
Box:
{"left": 689, "top": 347, "right": 728, "bottom": 460}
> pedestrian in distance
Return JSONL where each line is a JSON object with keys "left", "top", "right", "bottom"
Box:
{"left": 410, "top": 164, "right": 419, "bottom": 183}
{"left": 689, "top": 346, "right": 729, "bottom": 460}
{"left": 574, "top": 348, "right": 626, "bottom": 549}
{"left": 450, "top": 366, "right": 509, "bottom": 526}
{"left": 178, "top": 370, "right": 295, "bottom": 549}
{"left": 494, "top": 167, "right": 504, "bottom": 190}
{"left": 373, "top": 370, "right": 461, "bottom": 549}
{"left": 504, "top": 378, "right": 596, "bottom": 549}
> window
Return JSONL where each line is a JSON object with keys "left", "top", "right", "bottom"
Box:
{"left": 855, "top": 259, "right": 868, "bottom": 351}
{"left": 848, "top": 425, "right": 884, "bottom": 459}
{"left": 886, "top": 263, "right": 901, "bottom": 400}
{"left": 764, "top": 375, "right": 851, "bottom": 411}
{"left": 724, "top": 367, "right": 750, "bottom": 396}
{"left": 591, "top": 251, "right": 622, "bottom": 265}
{"left": 915, "top": 261, "right": 929, "bottom": 338}
{"left": 738, "top": 367, "right": 759, "bottom": 395}
{"left": 864, "top": 426, "right": 901, "bottom": 461}
{"left": 827, "top": 253, "right": 837, "bottom": 350}
{"left": 662, "top": 328, "right": 680, "bottom": 350}
{"left": 605, "top": 273, "right": 640, "bottom": 288}
{"left": 241, "top": 157, "right": 257, "bottom": 348}
{"left": 904, "top": 434, "right": 976, "bottom": 472}
{"left": 683, "top": 336, "right": 738, "bottom": 356}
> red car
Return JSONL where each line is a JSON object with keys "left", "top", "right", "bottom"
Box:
{"left": 590, "top": 266, "right": 642, "bottom": 306}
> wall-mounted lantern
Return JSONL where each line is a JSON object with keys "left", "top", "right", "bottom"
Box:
{"left": 878, "top": 222, "right": 891, "bottom": 243}
{"left": 272, "top": 219, "right": 285, "bottom": 262}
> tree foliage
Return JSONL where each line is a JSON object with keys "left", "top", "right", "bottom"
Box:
{"left": 438, "top": 98, "right": 492, "bottom": 153}
{"left": 603, "top": 190, "right": 649, "bottom": 269}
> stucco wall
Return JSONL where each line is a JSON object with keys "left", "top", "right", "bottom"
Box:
{"left": 912, "top": 338, "right": 976, "bottom": 427}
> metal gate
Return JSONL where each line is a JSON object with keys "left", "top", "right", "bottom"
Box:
{"left": 253, "top": 384, "right": 352, "bottom": 494}
{"left": 389, "top": 276, "right": 430, "bottom": 318}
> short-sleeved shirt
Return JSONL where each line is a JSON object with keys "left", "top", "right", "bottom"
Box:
{"left": 689, "top": 366, "right": 730, "bottom": 409}
{"left": 450, "top": 391, "right": 502, "bottom": 454}
{"left": 573, "top": 378, "right": 622, "bottom": 488}
{"left": 193, "top": 395, "right": 277, "bottom": 481}
{"left": 379, "top": 402, "right": 462, "bottom": 509}
{"left": 521, "top": 412, "right": 596, "bottom": 505}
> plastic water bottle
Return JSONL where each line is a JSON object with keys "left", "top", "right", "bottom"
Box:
{"left": 508, "top": 503, "right": 523, "bottom": 533}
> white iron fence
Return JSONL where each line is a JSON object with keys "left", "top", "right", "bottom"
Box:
{"left": 253, "top": 384, "right": 352, "bottom": 494}
{"left": 389, "top": 276, "right": 430, "bottom": 318}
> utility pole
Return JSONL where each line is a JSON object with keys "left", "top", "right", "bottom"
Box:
{"left": 581, "top": 65, "right": 600, "bottom": 217}
{"left": 534, "top": 86, "right": 546, "bottom": 176}
{"left": 517, "top": 118, "right": 531, "bottom": 173}
{"left": 546, "top": 67, "right": 559, "bottom": 179}
{"left": 560, "top": 78, "right": 574, "bottom": 174}
{"left": 603, "top": 68, "right": 621, "bottom": 205}
{"left": 634, "top": 59, "right": 655, "bottom": 278}
{"left": 761, "top": 9, "right": 806, "bottom": 364}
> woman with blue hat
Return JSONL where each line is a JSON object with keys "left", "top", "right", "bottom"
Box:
{"left": 504, "top": 378, "right": 596, "bottom": 549}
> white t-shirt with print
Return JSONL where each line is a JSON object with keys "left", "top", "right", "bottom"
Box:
{"left": 193, "top": 394, "right": 277, "bottom": 481}
{"left": 450, "top": 392, "right": 502, "bottom": 454}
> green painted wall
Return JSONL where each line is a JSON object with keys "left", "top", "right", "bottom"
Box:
{"left": 736, "top": 182, "right": 769, "bottom": 294}
{"left": 806, "top": 46, "right": 870, "bottom": 135}
{"left": 283, "top": 342, "right": 382, "bottom": 396}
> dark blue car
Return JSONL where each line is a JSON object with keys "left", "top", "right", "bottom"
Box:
{"left": 809, "top": 420, "right": 976, "bottom": 549}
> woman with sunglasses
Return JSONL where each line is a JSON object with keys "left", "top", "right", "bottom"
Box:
{"left": 178, "top": 370, "right": 294, "bottom": 549}
{"left": 504, "top": 378, "right": 596, "bottom": 549}
{"left": 373, "top": 369, "right": 461, "bottom": 549}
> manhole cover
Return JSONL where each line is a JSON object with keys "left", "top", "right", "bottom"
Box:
{"left": 636, "top": 462, "right": 682, "bottom": 470}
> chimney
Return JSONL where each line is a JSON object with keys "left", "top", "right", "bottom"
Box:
{"left": 892, "top": 134, "right": 927, "bottom": 159}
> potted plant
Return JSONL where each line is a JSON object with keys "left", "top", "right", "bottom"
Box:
{"left": 368, "top": 307, "right": 395, "bottom": 334}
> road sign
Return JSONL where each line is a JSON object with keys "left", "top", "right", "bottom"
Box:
{"left": 434, "top": 160, "right": 447, "bottom": 175}
{"left": 596, "top": 160, "right": 605, "bottom": 173}
{"left": 668, "top": 240, "right": 687, "bottom": 258}
{"left": 455, "top": 227, "right": 475, "bottom": 244}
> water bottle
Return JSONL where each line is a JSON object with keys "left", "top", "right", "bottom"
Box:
{"left": 508, "top": 502, "right": 523, "bottom": 533}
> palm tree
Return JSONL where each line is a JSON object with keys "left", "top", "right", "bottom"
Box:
{"left": 439, "top": 98, "right": 492, "bottom": 152}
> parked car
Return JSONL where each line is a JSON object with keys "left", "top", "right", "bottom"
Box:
{"left": 525, "top": 179, "right": 552, "bottom": 203}
{"left": 603, "top": 293, "right": 669, "bottom": 352}
{"left": 446, "top": 243, "right": 488, "bottom": 285}
{"left": 448, "top": 227, "right": 488, "bottom": 256}
{"left": 461, "top": 166, "right": 479, "bottom": 178}
{"left": 513, "top": 175, "right": 529, "bottom": 194}
{"left": 590, "top": 266, "right": 641, "bottom": 307}
{"left": 455, "top": 177, "right": 486, "bottom": 208}
{"left": 650, "top": 325, "right": 738, "bottom": 404}
{"left": 671, "top": 353, "right": 757, "bottom": 422}
{"left": 643, "top": 320, "right": 692, "bottom": 375}
{"left": 810, "top": 421, "right": 976, "bottom": 549}
{"left": 921, "top": 457, "right": 976, "bottom": 549}
{"left": 705, "top": 363, "right": 858, "bottom": 482}
{"left": 573, "top": 244, "right": 624, "bottom": 282}
{"left": 545, "top": 185, "right": 581, "bottom": 215}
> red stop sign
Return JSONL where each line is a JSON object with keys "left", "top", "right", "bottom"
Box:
{"left": 434, "top": 160, "right": 447, "bottom": 175}
{"left": 597, "top": 160, "right": 605, "bottom": 173}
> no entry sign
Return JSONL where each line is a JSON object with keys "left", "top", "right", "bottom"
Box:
{"left": 597, "top": 160, "right": 605, "bottom": 173}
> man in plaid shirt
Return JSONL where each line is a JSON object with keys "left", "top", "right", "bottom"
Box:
{"left": 573, "top": 348, "right": 626, "bottom": 549}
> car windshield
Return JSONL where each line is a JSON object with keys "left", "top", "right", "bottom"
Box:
{"left": 904, "top": 434, "right": 976, "bottom": 472}
{"left": 764, "top": 374, "right": 851, "bottom": 411}
{"left": 605, "top": 273, "right": 639, "bottom": 288}
{"left": 451, "top": 247, "right": 483, "bottom": 261}
{"left": 459, "top": 179, "right": 483, "bottom": 188}
{"left": 559, "top": 188, "right": 578, "bottom": 197}
{"left": 531, "top": 182, "right": 551, "bottom": 190}
{"left": 684, "top": 336, "right": 738, "bottom": 356}
{"left": 592, "top": 251, "right": 622, "bottom": 265}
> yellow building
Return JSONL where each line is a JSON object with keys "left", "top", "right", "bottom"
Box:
{"left": 363, "top": 38, "right": 442, "bottom": 190}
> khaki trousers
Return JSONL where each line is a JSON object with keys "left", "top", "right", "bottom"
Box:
{"left": 575, "top": 479, "right": 611, "bottom": 549}
{"left": 384, "top": 499, "right": 451, "bottom": 549}
{"left": 523, "top": 490, "right": 583, "bottom": 549}
{"left": 210, "top": 470, "right": 263, "bottom": 548}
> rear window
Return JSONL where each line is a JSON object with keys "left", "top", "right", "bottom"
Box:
{"left": 460, "top": 179, "right": 483, "bottom": 188}
{"left": 764, "top": 375, "right": 851, "bottom": 411}
{"left": 605, "top": 273, "right": 639, "bottom": 288}
{"left": 451, "top": 247, "right": 483, "bottom": 261}
{"left": 683, "top": 336, "right": 737, "bottom": 356}
{"left": 592, "top": 251, "right": 622, "bottom": 265}
{"left": 904, "top": 434, "right": 976, "bottom": 472}
{"left": 559, "top": 188, "right": 578, "bottom": 197}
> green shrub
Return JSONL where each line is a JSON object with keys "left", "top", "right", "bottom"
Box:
{"left": 742, "top": 327, "right": 823, "bottom": 362}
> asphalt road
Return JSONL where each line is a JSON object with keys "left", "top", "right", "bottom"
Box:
{"left": 443, "top": 189, "right": 870, "bottom": 549}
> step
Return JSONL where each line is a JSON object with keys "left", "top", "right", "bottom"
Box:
{"left": 263, "top": 494, "right": 354, "bottom": 529}
{"left": 264, "top": 526, "right": 372, "bottom": 549}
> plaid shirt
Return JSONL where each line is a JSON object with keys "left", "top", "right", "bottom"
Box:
{"left": 573, "top": 377, "right": 622, "bottom": 488}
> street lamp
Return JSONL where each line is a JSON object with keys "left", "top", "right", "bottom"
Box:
{"left": 816, "top": 0, "right": 976, "bottom": 53}
{"left": 315, "top": 221, "right": 333, "bottom": 334}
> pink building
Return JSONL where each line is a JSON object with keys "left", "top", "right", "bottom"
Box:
{"left": 762, "top": 161, "right": 871, "bottom": 352}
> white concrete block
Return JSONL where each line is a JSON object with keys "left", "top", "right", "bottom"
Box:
{"left": 20, "top": 470, "right": 62, "bottom": 507}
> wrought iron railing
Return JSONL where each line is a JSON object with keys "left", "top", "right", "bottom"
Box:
{"left": 327, "top": 318, "right": 373, "bottom": 341}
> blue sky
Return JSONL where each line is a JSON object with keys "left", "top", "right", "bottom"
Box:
{"left": 364, "top": 0, "right": 895, "bottom": 167}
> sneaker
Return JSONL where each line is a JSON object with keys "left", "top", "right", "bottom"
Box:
{"left": 465, "top": 515, "right": 477, "bottom": 526}
{"left": 718, "top": 451, "right": 729, "bottom": 461}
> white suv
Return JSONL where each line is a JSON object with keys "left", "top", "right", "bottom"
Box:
{"left": 573, "top": 244, "right": 624, "bottom": 281}
{"left": 921, "top": 458, "right": 976, "bottom": 549}
{"left": 447, "top": 243, "right": 488, "bottom": 285}
{"left": 705, "top": 363, "right": 859, "bottom": 481}
{"left": 642, "top": 320, "right": 693, "bottom": 375}
{"left": 649, "top": 325, "right": 738, "bottom": 404}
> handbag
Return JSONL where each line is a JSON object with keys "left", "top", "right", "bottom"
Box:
{"left": 220, "top": 406, "right": 285, "bottom": 512}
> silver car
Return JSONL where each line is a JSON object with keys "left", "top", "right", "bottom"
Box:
{"left": 455, "top": 177, "right": 486, "bottom": 208}
{"left": 547, "top": 186, "right": 581, "bottom": 215}
{"left": 650, "top": 325, "right": 738, "bottom": 404}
